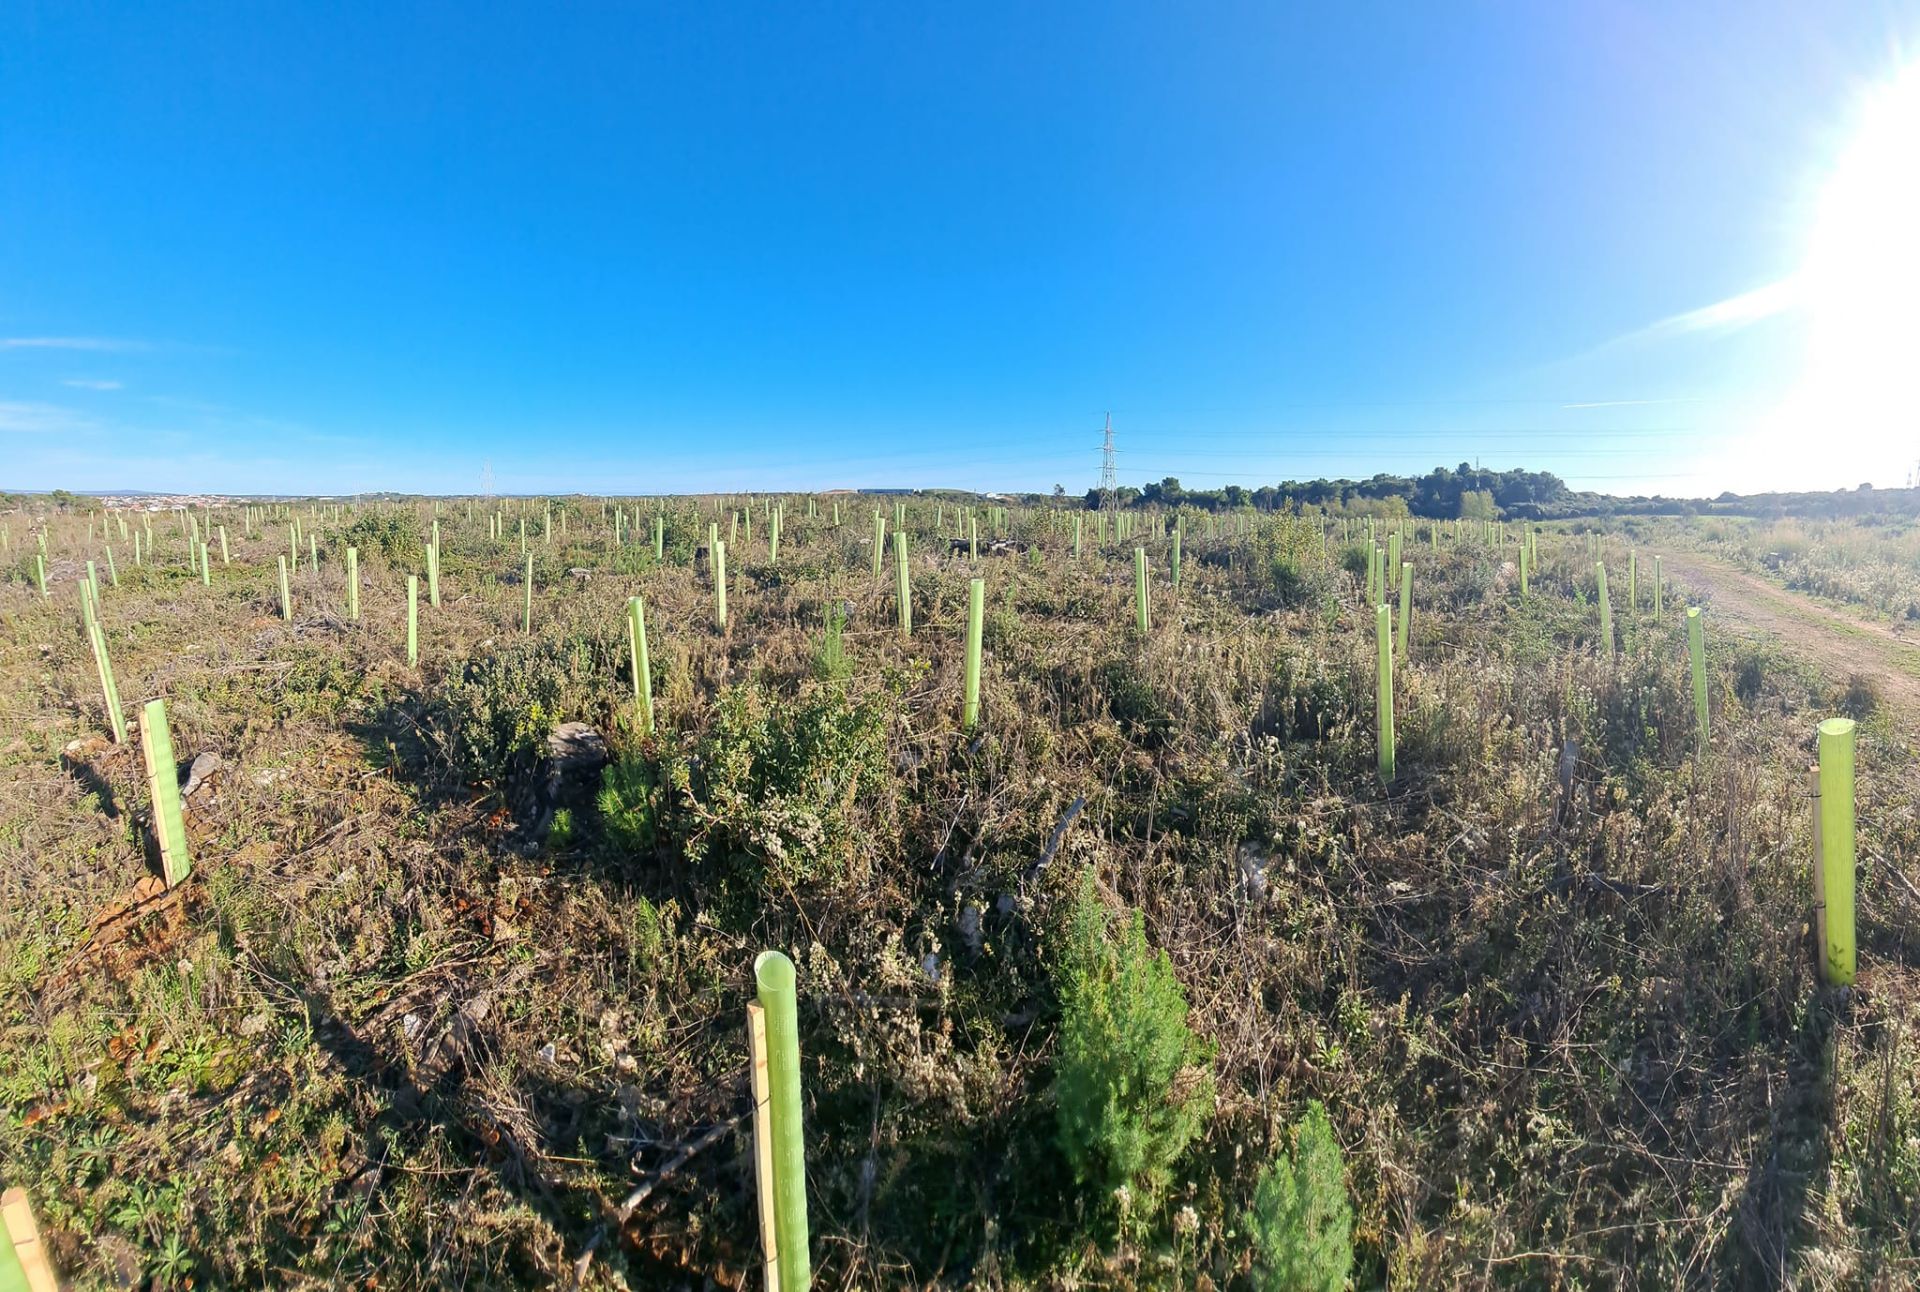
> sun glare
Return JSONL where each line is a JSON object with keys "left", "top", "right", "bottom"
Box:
{"left": 1770, "top": 61, "right": 1920, "bottom": 486}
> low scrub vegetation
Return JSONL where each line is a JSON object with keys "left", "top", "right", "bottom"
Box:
{"left": 1, "top": 496, "right": 1916, "bottom": 1288}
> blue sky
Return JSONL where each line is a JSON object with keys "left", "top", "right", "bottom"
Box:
{"left": 3, "top": 2, "right": 1918, "bottom": 497}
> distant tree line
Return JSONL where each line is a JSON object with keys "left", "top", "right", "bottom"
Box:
{"left": 1060, "top": 464, "right": 1571, "bottom": 518}
{"left": 0, "top": 489, "right": 99, "bottom": 512}
{"left": 1000, "top": 465, "right": 1920, "bottom": 523}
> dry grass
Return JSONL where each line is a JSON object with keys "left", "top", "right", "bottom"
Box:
{"left": 1, "top": 501, "right": 1917, "bottom": 1289}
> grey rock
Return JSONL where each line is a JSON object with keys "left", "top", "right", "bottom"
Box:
{"left": 183, "top": 751, "right": 222, "bottom": 799}
{"left": 957, "top": 903, "right": 984, "bottom": 954}
{"left": 1237, "top": 841, "right": 1269, "bottom": 902}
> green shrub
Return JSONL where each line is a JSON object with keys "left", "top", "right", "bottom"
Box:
{"left": 663, "top": 681, "right": 893, "bottom": 889}
{"left": 1266, "top": 553, "right": 1319, "bottom": 608}
{"left": 435, "top": 648, "right": 562, "bottom": 789}
{"left": 1100, "top": 657, "right": 1173, "bottom": 747}
{"left": 598, "top": 750, "right": 662, "bottom": 855}
{"left": 1248, "top": 1101, "right": 1353, "bottom": 1292}
{"left": 1261, "top": 654, "right": 1359, "bottom": 743}
{"left": 1053, "top": 871, "right": 1214, "bottom": 1215}
{"left": 814, "top": 601, "right": 850, "bottom": 682}
{"left": 1337, "top": 544, "right": 1368, "bottom": 582}
{"left": 1841, "top": 672, "right": 1881, "bottom": 719}
{"left": 343, "top": 510, "right": 423, "bottom": 566}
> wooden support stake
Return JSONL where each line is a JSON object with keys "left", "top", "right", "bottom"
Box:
{"left": 1810, "top": 765, "right": 1828, "bottom": 980}
{"left": 1, "top": 1188, "right": 60, "bottom": 1292}
{"left": 747, "top": 1002, "right": 779, "bottom": 1292}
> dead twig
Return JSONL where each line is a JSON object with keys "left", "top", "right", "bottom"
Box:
{"left": 573, "top": 1113, "right": 747, "bottom": 1284}
{"left": 1024, "top": 794, "right": 1086, "bottom": 885}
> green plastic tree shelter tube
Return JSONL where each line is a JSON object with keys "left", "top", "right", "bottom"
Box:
{"left": 894, "top": 531, "right": 911, "bottom": 639}
{"left": 962, "top": 577, "right": 984, "bottom": 730}
{"left": 1133, "top": 547, "right": 1150, "bottom": 634}
{"left": 1376, "top": 603, "right": 1395, "bottom": 784}
{"left": 347, "top": 547, "right": 360, "bottom": 621}
{"left": 1818, "top": 717, "right": 1858, "bottom": 986}
{"left": 714, "top": 540, "right": 729, "bottom": 629}
{"left": 278, "top": 556, "right": 292, "bottom": 621}
{"left": 754, "top": 950, "right": 811, "bottom": 1291}
{"left": 1397, "top": 562, "right": 1412, "bottom": 663}
{"left": 627, "top": 596, "right": 655, "bottom": 734}
{"left": 88, "top": 615, "right": 127, "bottom": 743}
{"left": 140, "top": 699, "right": 193, "bottom": 887}
{"left": 1687, "top": 607, "right": 1708, "bottom": 747}
{"left": 407, "top": 576, "right": 419, "bottom": 667}
{"left": 1595, "top": 563, "right": 1613, "bottom": 657}
{"left": 873, "top": 512, "right": 886, "bottom": 581}
{"left": 524, "top": 552, "right": 534, "bottom": 634}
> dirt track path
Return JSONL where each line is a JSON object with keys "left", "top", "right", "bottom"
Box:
{"left": 1658, "top": 549, "right": 1920, "bottom": 720}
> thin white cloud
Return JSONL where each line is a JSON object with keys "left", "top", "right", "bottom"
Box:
{"left": 62, "top": 377, "right": 123, "bottom": 390}
{"left": 1, "top": 336, "right": 149, "bottom": 352}
{"left": 0, "top": 400, "right": 95, "bottom": 434}
{"left": 1561, "top": 398, "right": 1679, "bottom": 409}
{"left": 1537, "top": 277, "right": 1804, "bottom": 379}
{"left": 1635, "top": 278, "right": 1803, "bottom": 339}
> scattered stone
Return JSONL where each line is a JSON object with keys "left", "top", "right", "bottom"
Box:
{"left": 956, "top": 904, "right": 984, "bottom": 954}
{"left": 63, "top": 735, "right": 110, "bottom": 762}
{"left": 348, "top": 1166, "right": 383, "bottom": 1201}
{"left": 182, "top": 751, "right": 222, "bottom": 799}
{"left": 522, "top": 722, "right": 610, "bottom": 841}
{"left": 1236, "top": 841, "right": 1270, "bottom": 902}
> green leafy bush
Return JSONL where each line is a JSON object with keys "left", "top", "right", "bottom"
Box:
{"left": 813, "top": 601, "right": 850, "bottom": 682}
{"left": 433, "top": 644, "right": 565, "bottom": 790}
{"left": 1100, "top": 656, "right": 1173, "bottom": 747}
{"left": 1248, "top": 1101, "right": 1353, "bottom": 1292}
{"left": 598, "top": 750, "right": 662, "bottom": 855}
{"left": 1053, "top": 871, "right": 1214, "bottom": 1215}
{"left": 344, "top": 510, "right": 424, "bottom": 566}
{"left": 663, "top": 682, "right": 893, "bottom": 889}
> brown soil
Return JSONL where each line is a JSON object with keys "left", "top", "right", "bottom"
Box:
{"left": 1659, "top": 549, "right": 1920, "bottom": 719}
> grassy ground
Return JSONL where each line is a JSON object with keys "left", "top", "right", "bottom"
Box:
{"left": 3, "top": 501, "right": 1918, "bottom": 1289}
